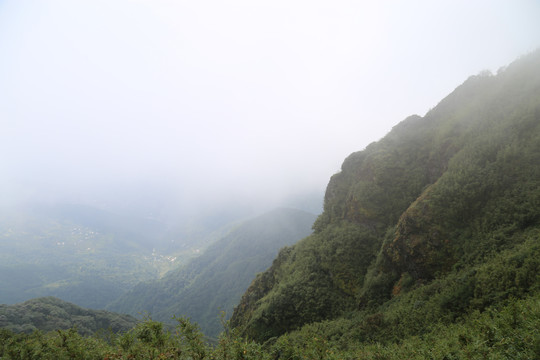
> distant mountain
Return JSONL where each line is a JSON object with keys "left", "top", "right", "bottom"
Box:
{"left": 230, "top": 49, "right": 540, "bottom": 352}
{"left": 0, "top": 297, "right": 137, "bottom": 335}
{"left": 107, "top": 208, "right": 316, "bottom": 338}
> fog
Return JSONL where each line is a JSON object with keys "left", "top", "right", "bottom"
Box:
{"left": 1, "top": 0, "right": 540, "bottom": 221}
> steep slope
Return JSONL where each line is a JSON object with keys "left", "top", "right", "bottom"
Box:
{"left": 0, "top": 297, "right": 137, "bottom": 335}
{"left": 107, "top": 208, "right": 316, "bottom": 338}
{"left": 230, "top": 50, "right": 540, "bottom": 342}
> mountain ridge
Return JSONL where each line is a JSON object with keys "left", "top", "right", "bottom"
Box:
{"left": 230, "top": 49, "right": 540, "bottom": 343}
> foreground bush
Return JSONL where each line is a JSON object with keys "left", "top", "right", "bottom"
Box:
{"left": 1, "top": 294, "right": 539, "bottom": 359}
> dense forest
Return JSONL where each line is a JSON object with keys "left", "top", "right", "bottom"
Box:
{"left": 0, "top": 297, "right": 137, "bottom": 335}
{"left": 2, "top": 50, "right": 540, "bottom": 358}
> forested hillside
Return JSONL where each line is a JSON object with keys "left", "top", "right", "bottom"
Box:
{"left": 0, "top": 203, "right": 244, "bottom": 309}
{"left": 230, "top": 49, "right": 540, "bottom": 350}
{"left": 0, "top": 297, "right": 137, "bottom": 335}
{"left": 107, "top": 208, "right": 316, "bottom": 338}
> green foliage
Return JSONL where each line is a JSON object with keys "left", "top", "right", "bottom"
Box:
{"left": 1, "top": 292, "right": 540, "bottom": 359}
{"left": 0, "top": 316, "right": 272, "bottom": 360}
{"left": 231, "top": 220, "right": 381, "bottom": 341}
{"left": 0, "top": 297, "right": 137, "bottom": 336}
{"left": 348, "top": 295, "right": 540, "bottom": 359}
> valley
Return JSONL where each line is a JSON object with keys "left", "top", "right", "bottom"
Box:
{"left": 0, "top": 203, "right": 246, "bottom": 308}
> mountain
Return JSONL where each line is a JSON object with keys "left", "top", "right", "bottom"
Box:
{"left": 1, "top": 52, "right": 539, "bottom": 359}
{"left": 107, "top": 208, "right": 317, "bottom": 338}
{"left": 0, "top": 297, "right": 137, "bottom": 335}
{"left": 230, "top": 49, "right": 540, "bottom": 349}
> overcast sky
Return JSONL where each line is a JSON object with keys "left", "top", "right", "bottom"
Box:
{"left": 1, "top": 0, "right": 540, "bottom": 218}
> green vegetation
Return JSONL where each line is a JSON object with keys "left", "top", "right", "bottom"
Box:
{"left": 108, "top": 208, "right": 316, "bottom": 338}
{"left": 1, "top": 294, "right": 539, "bottom": 358}
{"left": 229, "top": 50, "right": 540, "bottom": 353}
{"left": 0, "top": 297, "right": 137, "bottom": 336}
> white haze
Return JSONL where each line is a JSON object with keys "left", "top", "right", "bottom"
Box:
{"left": 1, "top": 0, "right": 540, "bottom": 220}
